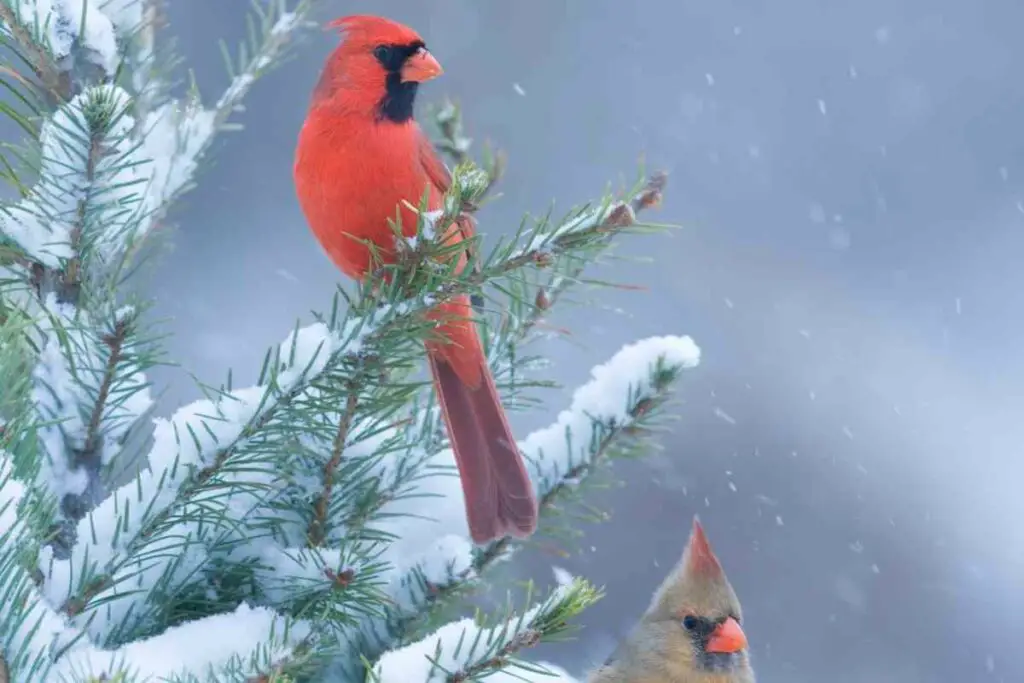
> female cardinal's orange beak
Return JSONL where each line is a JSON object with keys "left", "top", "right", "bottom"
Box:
{"left": 705, "top": 617, "right": 748, "bottom": 654}
{"left": 401, "top": 47, "right": 443, "bottom": 83}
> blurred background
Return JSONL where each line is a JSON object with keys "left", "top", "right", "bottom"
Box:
{"left": 145, "top": 1, "right": 1024, "bottom": 681}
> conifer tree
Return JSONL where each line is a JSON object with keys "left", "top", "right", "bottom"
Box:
{"left": 0, "top": 2, "right": 701, "bottom": 681}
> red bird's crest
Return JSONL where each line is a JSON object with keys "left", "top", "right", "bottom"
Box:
{"left": 326, "top": 15, "right": 424, "bottom": 47}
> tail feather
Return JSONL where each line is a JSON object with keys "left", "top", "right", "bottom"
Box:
{"left": 427, "top": 348, "right": 538, "bottom": 545}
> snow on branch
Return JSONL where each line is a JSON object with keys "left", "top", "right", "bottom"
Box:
{"left": 0, "top": 0, "right": 315, "bottom": 280}
{"left": 49, "top": 604, "right": 312, "bottom": 683}
{"left": 2, "top": 0, "right": 126, "bottom": 76}
{"left": 3, "top": 368, "right": 312, "bottom": 683}
{"left": 523, "top": 334, "right": 700, "bottom": 491}
{"left": 0, "top": 451, "right": 85, "bottom": 683}
{"left": 31, "top": 295, "right": 156, "bottom": 544}
{"left": 372, "top": 579, "right": 599, "bottom": 683}
{"left": 0, "top": 84, "right": 138, "bottom": 272}
{"left": 37, "top": 320, "right": 357, "bottom": 633}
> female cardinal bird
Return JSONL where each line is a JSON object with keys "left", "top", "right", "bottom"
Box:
{"left": 292, "top": 15, "right": 538, "bottom": 544}
{"left": 589, "top": 517, "right": 755, "bottom": 683}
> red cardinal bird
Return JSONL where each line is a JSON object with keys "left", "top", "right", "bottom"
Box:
{"left": 589, "top": 517, "right": 755, "bottom": 683}
{"left": 293, "top": 15, "right": 538, "bottom": 544}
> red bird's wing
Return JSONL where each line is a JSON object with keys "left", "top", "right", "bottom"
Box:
{"left": 418, "top": 130, "right": 454, "bottom": 194}
{"left": 417, "top": 131, "right": 484, "bottom": 310}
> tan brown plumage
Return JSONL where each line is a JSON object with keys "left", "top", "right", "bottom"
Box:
{"left": 588, "top": 517, "right": 755, "bottom": 683}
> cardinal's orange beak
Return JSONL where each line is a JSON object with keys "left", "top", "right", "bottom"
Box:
{"left": 401, "top": 47, "right": 443, "bottom": 83}
{"left": 705, "top": 617, "right": 748, "bottom": 654}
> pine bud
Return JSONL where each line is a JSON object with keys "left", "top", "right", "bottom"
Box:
{"left": 636, "top": 188, "right": 662, "bottom": 210}
{"left": 535, "top": 288, "right": 551, "bottom": 311}
{"left": 603, "top": 203, "right": 636, "bottom": 230}
{"left": 635, "top": 171, "right": 668, "bottom": 210}
{"left": 324, "top": 567, "right": 355, "bottom": 589}
{"left": 630, "top": 397, "right": 654, "bottom": 418}
{"left": 517, "top": 629, "right": 542, "bottom": 648}
{"left": 533, "top": 251, "right": 553, "bottom": 268}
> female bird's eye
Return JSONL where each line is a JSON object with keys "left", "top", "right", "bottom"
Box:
{"left": 373, "top": 45, "right": 393, "bottom": 63}
{"left": 682, "top": 615, "right": 698, "bottom": 631}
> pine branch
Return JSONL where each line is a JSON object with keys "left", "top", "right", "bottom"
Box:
{"left": 115, "top": 0, "right": 316, "bottom": 270}
{"left": 51, "top": 181, "right": 649, "bottom": 620}
{"left": 371, "top": 579, "right": 602, "bottom": 683}
{"left": 0, "top": 0, "right": 71, "bottom": 104}
{"left": 308, "top": 388, "right": 359, "bottom": 547}
{"left": 393, "top": 346, "right": 686, "bottom": 642}
{"left": 81, "top": 315, "right": 129, "bottom": 456}
{"left": 55, "top": 101, "right": 107, "bottom": 306}
{"left": 127, "top": 0, "right": 164, "bottom": 136}
{"left": 211, "top": 0, "right": 312, "bottom": 131}
{"left": 510, "top": 171, "right": 667, "bottom": 343}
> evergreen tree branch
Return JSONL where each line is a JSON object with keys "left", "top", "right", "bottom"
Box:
{"left": 54, "top": 98, "right": 106, "bottom": 305}
{"left": 0, "top": 1, "right": 70, "bottom": 104}
{"left": 211, "top": 0, "right": 311, "bottom": 130}
{"left": 390, "top": 342, "right": 690, "bottom": 647}
{"left": 126, "top": 0, "right": 164, "bottom": 136}
{"left": 80, "top": 315, "right": 129, "bottom": 456}
{"left": 308, "top": 389, "right": 359, "bottom": 547}
{"left": 371, "top": 579, "right": 602, "bottom": 683}
{"left": 48, "top": 169, "right": 653, "bottom": 623}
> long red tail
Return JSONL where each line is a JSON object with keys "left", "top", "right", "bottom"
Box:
{"left": 426, "top": 295, "right": 538, "bottom": 544}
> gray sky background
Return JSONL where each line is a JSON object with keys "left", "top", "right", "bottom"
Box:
{"left": 140, "top": 1, "right": 1024, "bottom": 681}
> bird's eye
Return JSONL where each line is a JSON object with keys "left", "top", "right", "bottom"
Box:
{"left": 373, "top": 45, "right": 393, "bottom": 63}
{"left": 682, "top": 615, "right": 698, "bottom": 631}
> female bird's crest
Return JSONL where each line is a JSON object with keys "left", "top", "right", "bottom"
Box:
{"left": 647, "top": 515, "right": 742, "bottom": 622}
{"left": 685, "top": 516, "right": 725, "bottom": 578}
